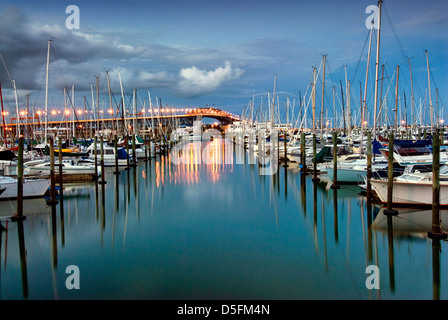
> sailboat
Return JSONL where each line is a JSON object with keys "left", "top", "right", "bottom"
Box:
{"left": 370, "top": 165, "right": 448, "bottom": 206}
{"left": 0, "top": 175, "right": 50, "bottom": 200}
{"left": 86, "top": 140, "right": 130, "bottom": 166}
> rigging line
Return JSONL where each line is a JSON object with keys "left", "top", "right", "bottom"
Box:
{"left": 0, "top": 54, "right": 14, "bottom": 87}
{"left": 49, "top": 43, "right": 72, "bottom": 96}
{"left": 383, "top": 5, "right": 408, "bottom": 62}
{"left": 350, "top": 29, "right": 371, "bottom": 85}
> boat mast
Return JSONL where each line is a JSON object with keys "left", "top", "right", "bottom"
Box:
{"left": 64, "top": 87, "right": 68, "bottom": 142}
{"left": 118, "top": 70, "right": 128, "bottom": 136}
{"left": 44, "top": 39, "right": 51, "bottom": 142}
{"left": 13, "top": 80, "right": 20, "bottom": 138}
{"left": 72, "top": 85, "right": 75, "bottom": 143}
{"left": 133, "top": 88, "right": 137, "bottom": 135}
{"left": 0, "top": 81, "right": 7, "bottom": 148}
{"left": 106, "top": 71, "right": 115, "bottom": 133}
{"left": 312, "top": 67, "right": 316, "bottom": 135}
{"left": 91, "top": 83, "right": 95, "bottom": 138}
{"left": 96, "top": 76, "right": 100, "bottom": 135}
{"left": 321, "top": 55, "right": 326, "bottom": 141}
{"left": 340, "top": 80, "right": 346, "bottom": 135}
{"left": 372, "top": 0, "right": 382, "bottom": 139}
{"left": 394, "top": 65, "right": 399, "bottom": 133}
{"left": 426, "top": 49, "right": 434, "bottom": 133}
{"left": 271, "top": 75, "right": 276, "bottom": 131}
{"left": 360, "top": 22, "right": 374, "bottom": 155}
{"left": 408, "top": 58, "right": 415, "bottom": 128}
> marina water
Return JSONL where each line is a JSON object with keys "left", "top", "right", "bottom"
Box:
{"left": 0, "top": 140, "right": 447, "bottom": 300}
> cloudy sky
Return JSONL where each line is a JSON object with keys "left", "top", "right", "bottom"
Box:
{"left": 0, "top": 0, "right": 447, "bottom": 125}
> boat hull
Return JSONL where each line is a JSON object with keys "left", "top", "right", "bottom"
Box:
{"left": 326, "top": 167, "right": 366, "bottom": 184}
{"left": 370, "top": 179, "right": 448, "bottom": 205}
{"left": 0, "top": 177, "right": 51, "bottom": 200}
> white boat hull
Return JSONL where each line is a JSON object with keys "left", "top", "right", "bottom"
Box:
{"left": 0, "top": 177, "right": 50, "bottom": 199}
{"left": 326, "top": 167, "right": 367, "bottom": 184}
{"left": 27, "top": 166, "right": 99, "bottom": 175}
{"left": 370, "top": 179, "right": 448, "bottom": 205}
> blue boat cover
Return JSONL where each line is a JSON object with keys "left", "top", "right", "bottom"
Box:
{"left": 372, "top": 139, "right": 384, "bottom": 154}
{"left": 394, "top": 136, "right": 432, "bottom": 148}
{"left": 117, "top": 148, "right": 129, "bottom": 159}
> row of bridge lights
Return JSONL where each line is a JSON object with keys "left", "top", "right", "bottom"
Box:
{"left": 2, "top": 107, "right": 240, "bottom": 119}
{"left": 3, "top": 108, "right": 194, "bottom": 116}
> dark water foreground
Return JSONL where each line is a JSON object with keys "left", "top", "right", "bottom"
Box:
{"left": 0, "top": 143, "right": 447, "bottom": 300}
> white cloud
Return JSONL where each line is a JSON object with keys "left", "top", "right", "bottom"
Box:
{"left": 177, "top": 61, "right": 244, "bottom": 97}
{"left": 137, "top": 71, "right": 169, "bottom": 83}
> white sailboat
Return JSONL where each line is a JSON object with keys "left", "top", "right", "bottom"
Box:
{"left": 86, "top": 141, "right": 130, "bottom": 166}
{"left": 25, "top": 158, "right": 101, "bottom": 176}
{"left": 0, "top": 175, "right": 50, "bottom": 200}
{"left": 370, "top": 165, "right": 448, "bottom": 206}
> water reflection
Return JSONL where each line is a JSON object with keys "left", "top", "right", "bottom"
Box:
{"left": 0, "top": 141, "right": 447, "bottom": 299}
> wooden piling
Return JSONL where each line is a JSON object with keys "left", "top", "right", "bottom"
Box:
{"left": 46, "top": 137, "right": 59, "bottom": 206}
{"left": 58, "top": 138, "right": 64, "bottom": 202}
{"left": 114, "top": 134, "right": 119, "bottom": 175}
{"left": 94, "top": 136, "right": 98, "bottom": 179}
{"left": 283, "top": 131, "right": 288, "bottom": 168}
{"left": 125, "top": 135, "right": 130, "bottom": 170}
{"left": 384, "top": 131, "right": 398, "bottom": 215}
{"left": 428, "top": 129, "right": 447, "bottom": 239}
{"left": 300, "top": 132, "right": 307, "bottom": 174}
{"left": 331, "top": 131, "right": 340, "bottom": 189}
{"left": 98, "top": 136, "right": 107, "bottom": 185}
{"left": 144, "top": 135, "right": 148, "bottom": 162}
{"left": 132, "top": 133, "right": 137, "bottom": 166}
{"left": 366, "top": 132, "right": 372, "bottom": 199}
{"left": 312, "top": 133, "right": 319, "bottom": 182}
{"left": 11, "top": 137, "right": 26, "bottom": 221}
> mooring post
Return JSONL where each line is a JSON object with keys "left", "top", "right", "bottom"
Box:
{"left": 58, "top": 138, "right": 64, "bottom": 202}
{"left": 366, "top": 132, "right": 372, "bottom": 199}
{"left": 428, "top": 129, "right": 447, "bottom": 239}
{"left": 125, "top": 135, "right": 130, "bottom": 170}
{"left": 132, "top": 133, "right": 137, "bottom": 166}
{"left": 331, "top": 131, "right": 340, "bottom": 189}
{"left": 384, "top": 131, "right": 398, "bottom": 215}
{"left": 114, "top": 134, "right": 119, "bottom": 175}
{"left": 47, "top": 136, "right": 59, "bottom": 206}
{"left": 94, "top": 136, "right": 98, "bottom": 180}
{"left": 283, "top": 131, "right": 288, "bottom": 168}
{"left": 300, "top": 132, "right": 307, "bottom": 174}
{"left": 312, "top": 133, "right": 319, "bottom": 182}
{"left": 98, "top": 136, "right": 106, "bottom": 185}
{"left": 144, "top": 135, "right": 148, "bottom": 162}
{"left": 11, "top": 136, "right": 26, "bottom": 222}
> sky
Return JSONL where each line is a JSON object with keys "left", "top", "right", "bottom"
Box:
{"left": 0, "top": 0, "right": 447, "bottom": 126}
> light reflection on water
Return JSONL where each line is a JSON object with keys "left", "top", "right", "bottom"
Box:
{"left": 0, "top": 140, "right": 447, "bottom": 300}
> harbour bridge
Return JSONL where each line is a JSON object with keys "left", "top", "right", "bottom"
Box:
{"left": 2, "top": 107, "right": 240, "bottom": 138}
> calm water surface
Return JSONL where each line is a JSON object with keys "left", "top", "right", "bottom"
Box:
{"left": 1, "top": 141, "right": 447, "bottom": 300}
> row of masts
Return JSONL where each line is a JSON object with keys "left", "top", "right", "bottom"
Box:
{"left": 1, "top": 39, "right": 186, "bottom": 147}
{"left": 239, "top": 0, "right": 444, "bottom": 143}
